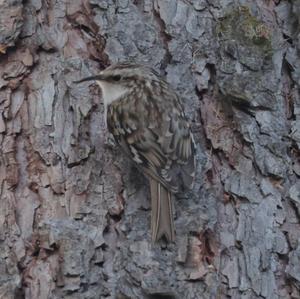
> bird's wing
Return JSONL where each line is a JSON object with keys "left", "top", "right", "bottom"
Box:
{"left": 107, "top": 91, "right": 195, "bottom": 193}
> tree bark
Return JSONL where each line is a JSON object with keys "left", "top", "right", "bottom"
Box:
{"left": 0, "top": 0, "right": 300, "bottom": 298}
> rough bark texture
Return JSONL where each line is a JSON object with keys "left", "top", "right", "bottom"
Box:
{"left": 0, "top": 0, "right": 300, "bottom": 298}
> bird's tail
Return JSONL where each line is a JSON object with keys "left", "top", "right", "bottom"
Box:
{"left": 149, "top": 178, "right": 175, "bottom": 243}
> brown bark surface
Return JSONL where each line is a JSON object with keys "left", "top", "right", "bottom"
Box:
{"left": 0, "top": 0, "right": 300, "bottom": 298}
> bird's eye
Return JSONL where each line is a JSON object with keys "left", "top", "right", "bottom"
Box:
{"left": 111, "top": 75, "right": 121, "bottom": 81}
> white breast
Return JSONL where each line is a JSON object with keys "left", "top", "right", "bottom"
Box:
{"left": 96, "top": 80, "right": 129, "bottom": 107}
{"left": 96, "top": 80, "right": 129, "bottom": 127}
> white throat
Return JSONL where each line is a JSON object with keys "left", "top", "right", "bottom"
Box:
{"left": 96, "top": 80, "right": 129, "bottom": 127}
{"left": 96, "top": 80, "right": 129, "bottom": 107}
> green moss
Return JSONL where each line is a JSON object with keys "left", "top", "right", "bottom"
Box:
{"left": 217, "top": 6, "right": 272, "bottom": 54}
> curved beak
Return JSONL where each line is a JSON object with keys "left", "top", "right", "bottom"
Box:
{"left": 73, "top": 74, "right": 104, "bottom": 84}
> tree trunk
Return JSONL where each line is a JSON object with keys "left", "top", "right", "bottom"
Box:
{"left": 1, "top": 0, "right": 300, "bottom": 298}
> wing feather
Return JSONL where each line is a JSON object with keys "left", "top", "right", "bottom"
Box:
{"left": 107, "top": 87, "right": 195, "bottom": 193}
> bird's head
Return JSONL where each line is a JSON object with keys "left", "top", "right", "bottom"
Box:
{"left": 74, "top": 62, "right": 161, "bottom": 106}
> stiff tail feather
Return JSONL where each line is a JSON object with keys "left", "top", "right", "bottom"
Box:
{"left": 149, "top": 178, "right": 175, "bottom": 243}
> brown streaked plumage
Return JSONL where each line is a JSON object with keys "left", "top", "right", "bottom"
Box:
{"left": 75, "top": 63, "right": 196, "bottom": 242}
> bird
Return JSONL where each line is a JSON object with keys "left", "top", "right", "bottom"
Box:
{"left": 74, "top": 62, "right": 196, "bottom": 243}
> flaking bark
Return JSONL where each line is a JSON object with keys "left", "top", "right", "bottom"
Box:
{"left": 0, "top": 0, "right": 300, "bottom": 298}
